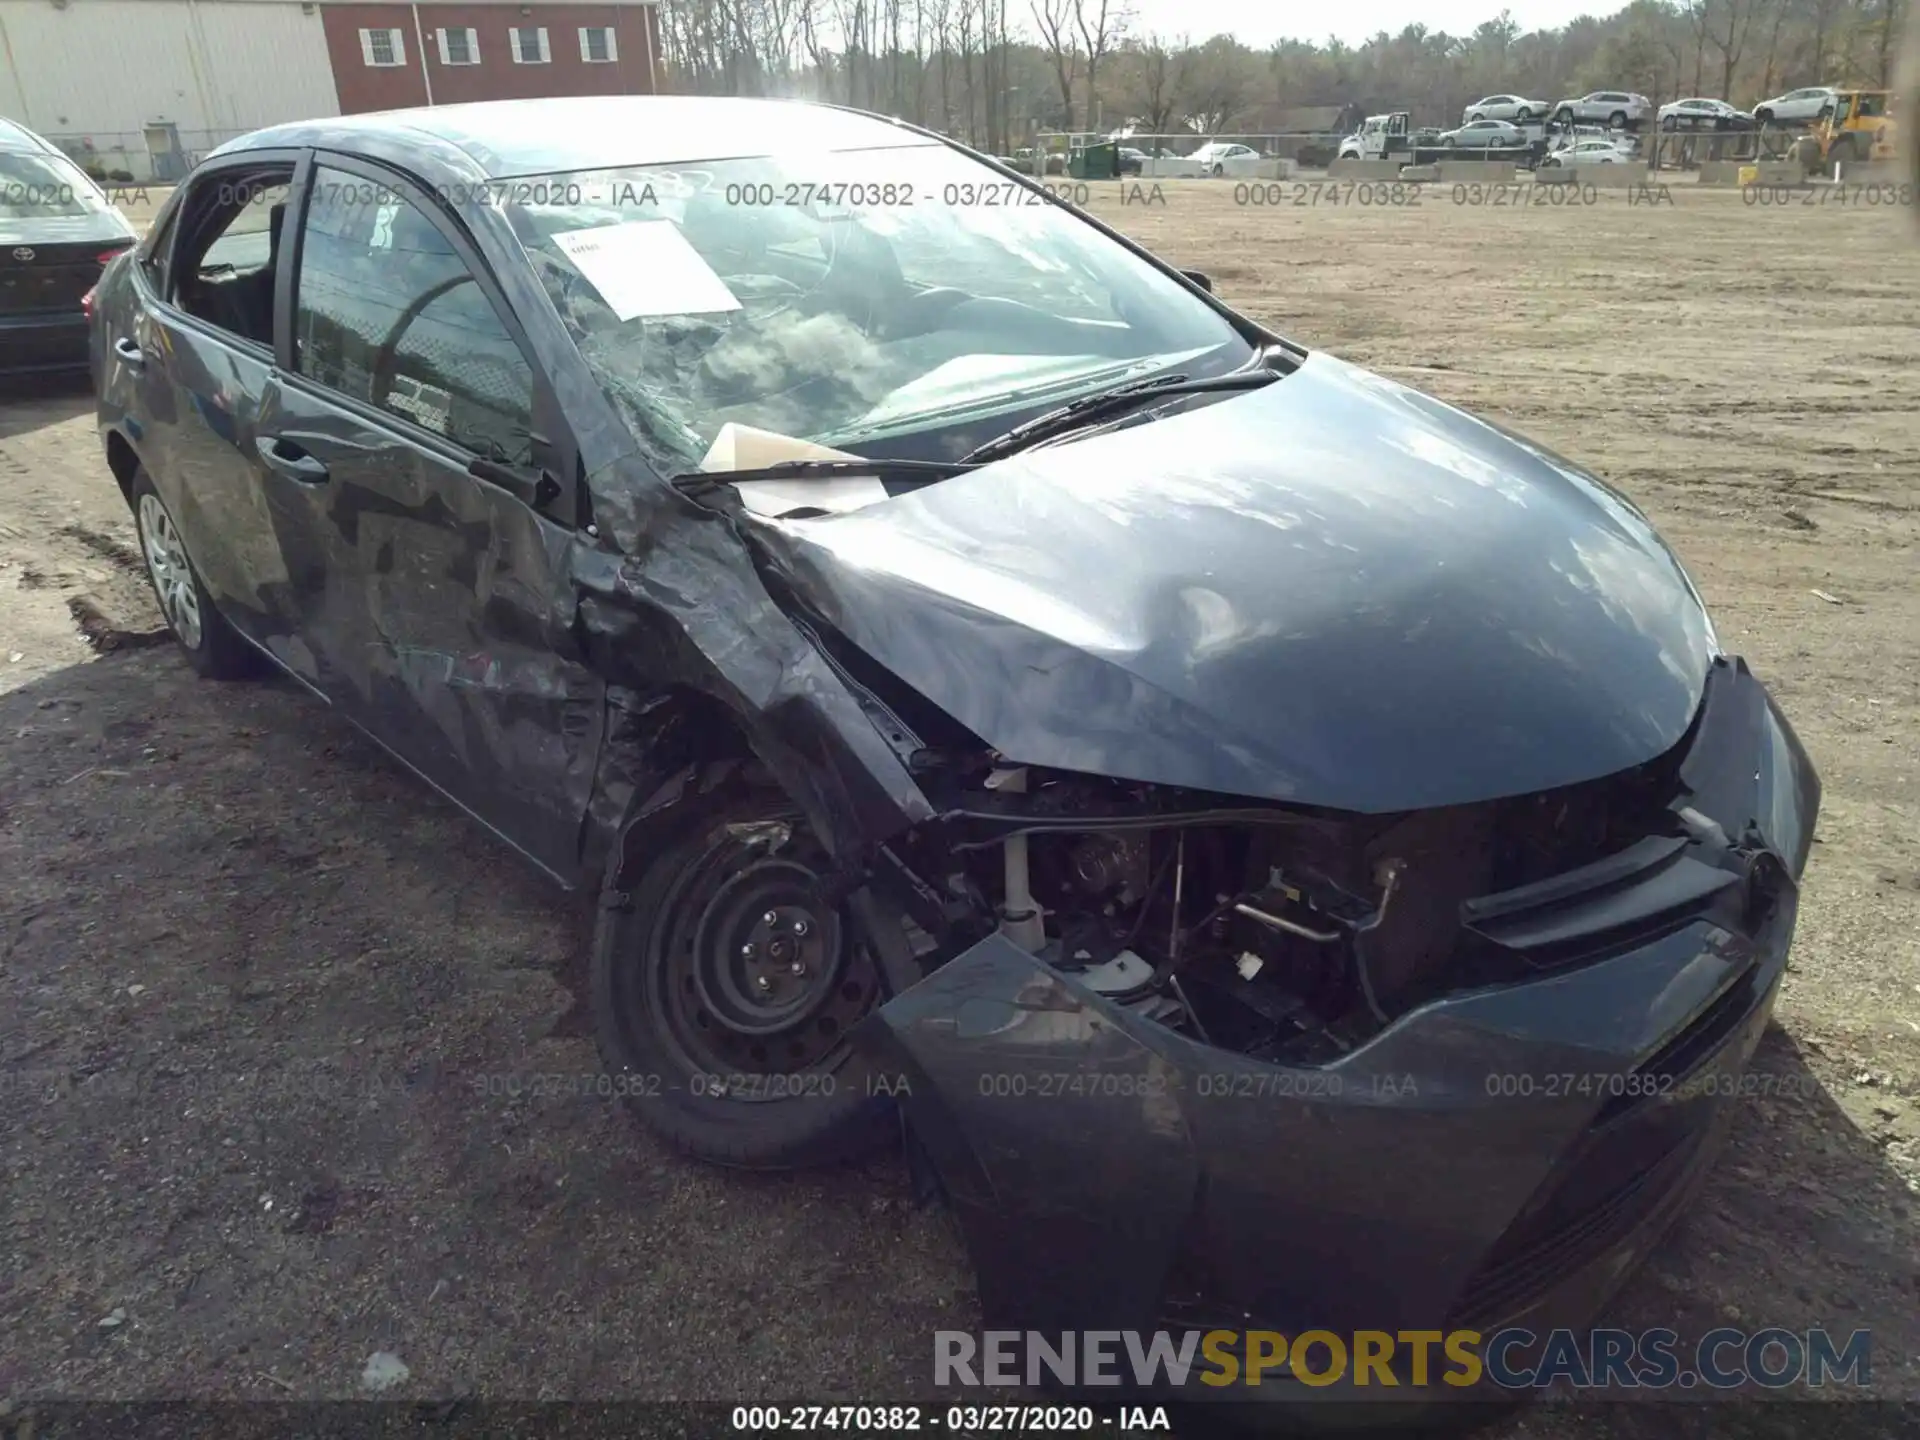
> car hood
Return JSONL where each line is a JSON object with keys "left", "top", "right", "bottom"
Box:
{"left": 766, "top": 351, "right": 1720, "bottom": 813}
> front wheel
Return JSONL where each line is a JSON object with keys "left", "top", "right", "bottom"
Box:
{"left": 1515, "top": 107, "right": 1532, "bottom": 122}
{"left": 1553, "top": 107, "right": 1573, "bottom": 125}
{"left": 590, "top": 781, "right": 896, "bottom": 1169}
{"left": 1661, "top": 116, "right": 1677, "bottom": 132}
{"left": 1608, "top": 110, "right": 1628, "bottom": 129}
{"left": 131, "top": 468, "right": 258, "bottom": 679}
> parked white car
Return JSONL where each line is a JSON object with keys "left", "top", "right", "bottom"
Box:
{"left": 1657, "top": 97, "right": 1758, "bottom": 131}
{"left": 1463, "top": 94, "right": 1550, "bottom": 123}
{"left": 1540, "top": 137, "right": 1637, "bottom": 168}
{"left": 1752, "top": 86, "right": 1838, "bottom": 125}
{"left": 1551, "top": 91, "right": 1654, "bottom": 127}
{"left": 1187, "top": 141, "right": 1266, "bottom": 176}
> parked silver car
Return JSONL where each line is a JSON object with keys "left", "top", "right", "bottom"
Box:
{"left": 1463, "top": 94, "right": 1550, "bottom": 123}
{"left": 1440, "top": 118, "right": 1528, "bottom": 149}
{"left": 1753, "top": 86, "right": 1838, "bottom": 125}
{"left": 1658, "top": 97, "right": 1758, "bottom": 131}
{"left": 1551, "top": 91, "right": 1654, "bottom": 128}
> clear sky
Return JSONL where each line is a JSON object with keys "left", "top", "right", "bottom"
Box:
{"left": 1116, "top": 1, "right": 1626, "bottom": 48}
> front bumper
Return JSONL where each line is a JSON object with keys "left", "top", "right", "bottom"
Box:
{"left": 854, "top": 657, "right": 1819, "bottom": 1406}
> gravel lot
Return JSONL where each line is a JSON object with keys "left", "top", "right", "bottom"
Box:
{"left": 1, "top": 178, "right": 1917, "bottom": 1432}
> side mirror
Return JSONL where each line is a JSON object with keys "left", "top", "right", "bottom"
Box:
{"left": 1181, "top": 269, "right": 1213, "bottom": 293}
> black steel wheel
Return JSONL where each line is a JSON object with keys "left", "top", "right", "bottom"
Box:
{"left": 590, "top": 782, "right": 895, "bottom": 1169}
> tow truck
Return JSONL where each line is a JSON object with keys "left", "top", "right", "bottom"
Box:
{"left": 1335, "top": 111, "right": 1584, "bottom": 169}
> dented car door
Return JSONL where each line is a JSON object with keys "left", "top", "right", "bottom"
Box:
{"left": 259, "top": 155, "right": 603, "bottom": 878}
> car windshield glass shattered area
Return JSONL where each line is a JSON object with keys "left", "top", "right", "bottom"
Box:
{"left": 0, "top": 152, "right": 112, "bottom": 220}
{"left": 501, "top": 143, "right": 1252, "bottom": 470}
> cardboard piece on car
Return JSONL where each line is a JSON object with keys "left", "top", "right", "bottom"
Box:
{"left": 701, "top": 424, "right": 889, "bottom": 518}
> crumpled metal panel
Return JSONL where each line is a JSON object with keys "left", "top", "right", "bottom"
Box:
{"left": 762, "top": 351, "right": 1721, "bottom": 814}
{"left": 853, "top": 664, "right": 1821, "bottom": 1347}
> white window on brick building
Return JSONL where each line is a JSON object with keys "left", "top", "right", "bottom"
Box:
{"left": 358, "top": 28, "right": 405, "bottom": 67}
{"left": 436, "top": 27, "right": 480, "bottom": 65}
{"left": 510, "top": 27, "right": 550, "bottom": 64}
{"left": 579, "top": 26, "right": 618, "bottom": 63}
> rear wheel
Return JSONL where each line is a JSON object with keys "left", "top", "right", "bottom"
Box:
{"left": 1755, "top": 107, "right": 1774, "bottom": 125}
{"left": 1515, "top": 107, "right": 1532, "bottom": 122}
{"left": 130, "top": 468, "right": 258, "bottom": 679}
{"left": 1553, "top": 106, "right": 1573, "bottom": 125}
{"left": 1608, "top": 110, "right": 1628, "bottom": 128}
{"left": 590, "top": 781, "right": 896, "bottom": 1169}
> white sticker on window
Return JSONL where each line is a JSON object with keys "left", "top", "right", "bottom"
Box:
{"left": 549, "top": 220, "right": 741, "bottom": 321}
{"left": 370, "top": 203, "right": 398, "bottom": 250}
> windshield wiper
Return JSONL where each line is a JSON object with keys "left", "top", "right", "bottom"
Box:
{"left": 959, "top": 367, "right": 1282, "bottom": 467}
{"left": 671, "top": 457, "right": 979, "bottom": 500}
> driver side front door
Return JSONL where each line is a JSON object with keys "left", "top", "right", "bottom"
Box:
{"left": 253, "top": 157, "right": 604, "bottom": 880}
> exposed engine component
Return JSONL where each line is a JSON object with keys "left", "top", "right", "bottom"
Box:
{"left": 1068, "top": 832, "right": 1151, "bottom": 903}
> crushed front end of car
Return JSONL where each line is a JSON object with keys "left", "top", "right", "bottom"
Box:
{"left": 575, "top": 330, "right": 1819, "bottom": 1409}
{"left": 839, "top": 656, "right": 1814, "bottom": 1407}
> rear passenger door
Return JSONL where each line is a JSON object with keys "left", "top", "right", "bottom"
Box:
{"left": 114, "top": 154, "right": 302, "bottom": 643}
{"left": 255, "top": 156, "right": 604, "bottom": 879}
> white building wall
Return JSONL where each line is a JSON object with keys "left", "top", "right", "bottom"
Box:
{"left": 0, "top": 0, "right": 340, "bottom": 178}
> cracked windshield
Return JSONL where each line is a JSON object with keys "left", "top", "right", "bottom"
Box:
{"left": 504, "top": 144, "right": 1253, "bottom": 469}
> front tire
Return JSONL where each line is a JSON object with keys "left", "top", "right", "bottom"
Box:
{"left": 1515, "top": 107, "right": 1532, "bottom": 122}
{"left": 590, "top": 780, "right": 896, "bottom": 1170}
{"left": 130, "top": 468, "right": 258, "bottom": 679}
{"left": 1608, "top": 110, "right": 1628, "bottom": 129}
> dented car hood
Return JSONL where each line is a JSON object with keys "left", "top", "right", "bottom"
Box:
{"left": 769, "top": 351, "right": 1721, "bottom": 813}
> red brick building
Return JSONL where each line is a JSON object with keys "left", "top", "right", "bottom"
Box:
{"left": 319, "top": 0, "right": 661, "bottom": 114}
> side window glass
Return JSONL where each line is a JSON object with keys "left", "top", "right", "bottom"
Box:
{"left": 141, "top": 212, "right": 175, "bottom": 293}
{"left": 171, "top": 172, "right": 292, "bottom": 349}
{"left": 295, "top": 164, "right": 534, "bottom": 463}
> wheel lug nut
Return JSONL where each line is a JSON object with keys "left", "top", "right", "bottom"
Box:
{"left": 789, "top": 961, "right": 806, "bottom": 976}
{"left": 763, "top": 910, "right": 779, "bottom": 925}
{"left": 793, "top": 918, "right": 809, "bottom": 937}
{"left": 754, "top": 975, "right": 772, "bottom": 992}
{"left": 741, "top": 942, "right": 754, "bottom": 958}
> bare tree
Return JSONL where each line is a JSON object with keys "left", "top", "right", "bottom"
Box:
{"left": 1030, "top": 0, "right": 1082, "bottom": 128}
{"left": 1127, "top": 32, "right": 1182, "bottom": 133}
{"left": 1075, "top": 0, "right": 1131, "bottom": 130}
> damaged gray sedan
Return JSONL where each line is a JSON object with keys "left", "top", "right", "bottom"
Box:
{"left": 93, "top": 97, "right": 1819, "bottom": 1401}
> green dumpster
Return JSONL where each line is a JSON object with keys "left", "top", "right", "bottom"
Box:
{"left": 1070, "top": 142, "right": 1120, "bottom": 180}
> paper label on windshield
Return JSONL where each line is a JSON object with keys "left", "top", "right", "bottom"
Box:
{"left": 550, "top": 221, "right": 741, "bottom": 321}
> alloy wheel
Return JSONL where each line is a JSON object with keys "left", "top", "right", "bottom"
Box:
{"left": 137, "top": 492, "right": 203, "bottom": 650}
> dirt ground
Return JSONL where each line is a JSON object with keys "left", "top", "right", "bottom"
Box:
{"left": 2, "top": 179, "right": 1918, "bottom": 1432}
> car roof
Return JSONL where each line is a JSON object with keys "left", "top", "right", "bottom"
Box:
{"left": 212, "top": 96, "right": 937, "bottom": 181}
{"left": 0, "top": 116, "right": 60, "bottom": 154}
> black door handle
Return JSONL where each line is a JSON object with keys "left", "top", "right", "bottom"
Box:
{"left": 254, "top": 435, "right": 330, "bottom": 485}
{"left": 112, "top": 337, "right": 144, "bottom": 369}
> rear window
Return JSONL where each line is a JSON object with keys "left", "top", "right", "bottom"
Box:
{"left": 0, "top": 151, "right": 111, "bottom": 220}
